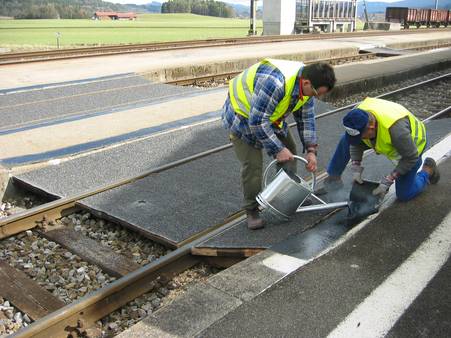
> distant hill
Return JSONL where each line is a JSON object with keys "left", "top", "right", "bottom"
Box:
{"left": 122, "top": 1, "right": 161, "bottom": 13}
{"left": 358, "top": 0, "right": 451, "bottom": 15}
{"left": 224, "top": 1, "right": 262, "bottom": 18}
{"left": 0, "top": 0, "right": 131, "bottom": 19}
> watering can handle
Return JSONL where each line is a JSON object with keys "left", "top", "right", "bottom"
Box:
{"left": 263, "top": 155, "right": 316, "bottom": 190}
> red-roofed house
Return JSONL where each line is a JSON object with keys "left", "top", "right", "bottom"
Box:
{"left": 93, "top": 11, "right": 137, "bottom": 20}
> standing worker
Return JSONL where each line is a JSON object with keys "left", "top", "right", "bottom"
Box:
{"left": 221, "top": 58, "right": 336, "bottom": 230}
{"left": 326, "top": 97, "right": 440, "bottom": 201}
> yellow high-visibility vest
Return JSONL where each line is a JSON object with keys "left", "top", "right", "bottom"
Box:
{"left": 358, "top": 98, "right": 426, "bottom": 160}
{"left": 229, "top": 58, "right": 311, "bottom": 128}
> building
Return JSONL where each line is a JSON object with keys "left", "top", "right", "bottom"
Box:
{"left": 263, "top": 0, "right": 357, "bottom": 35}
{"left": 93, "top": 12, "right": 137, "bottom": 20}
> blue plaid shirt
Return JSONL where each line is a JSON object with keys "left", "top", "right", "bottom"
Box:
{"left": 221, "top": 63, "right": 317, "bottom": 156}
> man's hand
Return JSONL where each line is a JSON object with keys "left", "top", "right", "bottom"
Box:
{"left": 305, "top": 152, "right": 317, "bottom": 172}
{"left": 372, "top": 174, "right": 395, "bottom": 197}
{"left": 351, "top": 161, "right": 364, "bottom": 184}
{"left": 276, "top": 147, "right": 294, "bottom": 163}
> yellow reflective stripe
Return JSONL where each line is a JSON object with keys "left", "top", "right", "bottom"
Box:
{"left": 292, "top": 96, "right": 309, "bottom": 112}
{"left": 241, "top": 68, "right": 253, "bottom": 109}
{"left": 418, "top": 121, "right": 427, "bottom": 153}
{"left": 413, "top": 117, "right": 419, "bottom": 144}
{"left": 232, "top": 72, "right": 249, "bottom": 115}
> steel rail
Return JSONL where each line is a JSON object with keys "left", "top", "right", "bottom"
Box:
{"left": 1, "top": 28, "right": 449, "bottom": 65}
{"left": 12, "top": 213, "right": 245, "bottom": 338}
{"left": 7, "top": 75, "right": 451, "bottom": 338}
{"left": 1, "top": 72, "right": 449, "bottom": 240}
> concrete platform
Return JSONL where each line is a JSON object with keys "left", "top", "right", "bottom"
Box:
{"left": 1, "top": 31, "right": 450, "bottom": 90}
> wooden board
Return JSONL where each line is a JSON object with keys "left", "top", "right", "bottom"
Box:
{"left": 0, "top": 261, "right": 65, "bottom": 320}
{"left": 41, "top": 228, "right": 140, "bottom": 277}
{"left": 191, "top": 247, "right": 264, "bottom": 258}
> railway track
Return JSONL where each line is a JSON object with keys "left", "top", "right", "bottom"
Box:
{"left": 166, "top": 52, "right": 380, "bottom": 87}
{"left": 1, "top": 73, "right": 450, "bottom": 337}
{"left": 166, "top": 43, "right": 451, "bottom": 87}
{"left": 0, "top": 28, "right": 449, "bottom": 66}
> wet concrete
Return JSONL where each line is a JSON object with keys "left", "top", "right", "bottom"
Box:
{"left": 271, "top": 181, "right": 379, "bottom": 261}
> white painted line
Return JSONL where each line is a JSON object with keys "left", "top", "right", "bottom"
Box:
{"left": 327, "top": 211, "right": 451, "bottom": 338}
{"left": 261, "top": 252, "right": 307, "bottom": 274}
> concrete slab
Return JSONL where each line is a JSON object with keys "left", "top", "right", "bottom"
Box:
{"left": 206, "top": 249, "right": 306, "bottom": 302}
{"left": 116, "top": 283, "right": 242, "bottom": 338}
{"left": 330, "top": 48, "right": 451, "bottom": 99}
{"left": 197, "top": 158, "right": 451, "bottom": 338}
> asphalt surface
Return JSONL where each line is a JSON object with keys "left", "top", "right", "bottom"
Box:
{"left": 0, "top": 74, "right": 202, "bottom": 132}
{"left": 198, "top": 158, "right": 451, "bottom": 338}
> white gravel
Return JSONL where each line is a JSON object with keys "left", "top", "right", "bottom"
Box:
{"left": 0, "top": 230, "right": 116, "bottom": 305}
{"left": 0, "top": 298, "right": 32, "bottom": 335}
{"left": 62, "top": 212, "right": 169, "bottom": 266}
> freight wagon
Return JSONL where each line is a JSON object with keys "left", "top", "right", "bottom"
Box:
{"left": 386, "top": 7, "right": 450, "bottom": 28}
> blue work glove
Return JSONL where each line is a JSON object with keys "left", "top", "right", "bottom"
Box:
{"left": 372, "top": 174, "right": 395, "bottom": 197}
{"left": 351, "top": 161, "right": 364, "bottom": 184}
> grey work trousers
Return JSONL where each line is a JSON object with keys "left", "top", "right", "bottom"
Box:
{"left": 230, "top": 129, "right": 297, "bottom": 211}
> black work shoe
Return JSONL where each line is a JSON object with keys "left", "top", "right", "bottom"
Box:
{"left": 422, "top": 157, "right": 440, "bottom": 184}
{"left": 246, "top": 209, "right": 264, "bottom": 230}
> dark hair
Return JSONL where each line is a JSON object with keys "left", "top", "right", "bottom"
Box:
{"left": 303, "top": 62, "right": 336, "bottom": 91}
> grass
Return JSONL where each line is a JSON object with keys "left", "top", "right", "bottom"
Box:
{"left": 0, "top": 13, "right": 263, "bottom": 51}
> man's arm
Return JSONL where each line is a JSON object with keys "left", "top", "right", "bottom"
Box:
{"left": 248, "top": 72, "right": 286, "bottom": 156}
{"left": 372, "top": 117, "right": 419, "bottom": 197}
{"left": 292, "top": 97, "right": 317, "bottom": 153}
{"left": 292, "top": 97, "right": 318, "bottom": 171}
{"left": 390, "top": 117, "right": 419, "bottom": 176}
{"left": 350, "top": 143, "right": 370, "bottom": 162}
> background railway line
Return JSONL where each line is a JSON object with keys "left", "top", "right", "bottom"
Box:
{"left": 0, "top": 71, "right": 449, "bottom": 337}
{"left": 0, "top": 28, "right": 449, "bottom": 65}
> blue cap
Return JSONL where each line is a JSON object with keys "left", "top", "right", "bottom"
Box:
{"left": 343, "top": 108, "right": 369, "bottom": 145}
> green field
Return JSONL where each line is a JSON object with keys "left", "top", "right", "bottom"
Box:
{"left": 0, "top": 13, "right": 263, "bottom": 51}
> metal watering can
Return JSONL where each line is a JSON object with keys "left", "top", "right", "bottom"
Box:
{"left": 256, "top": 156, "right": 349, "bottom": 220}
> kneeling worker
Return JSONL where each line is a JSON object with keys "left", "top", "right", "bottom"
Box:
{"left": 326, "top": 97, "right": 440, "bottom": 201}
{"left": 221, "top": 58, "right": 336, "bottom": 230}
